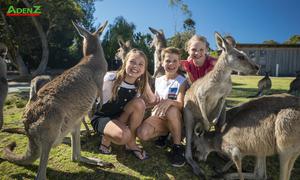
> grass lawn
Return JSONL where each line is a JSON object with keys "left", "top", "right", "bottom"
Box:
{"left": 0, "top": 75, "right": 299, "bottom": 180}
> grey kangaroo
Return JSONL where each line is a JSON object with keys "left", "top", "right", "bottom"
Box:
{"left": 3, "top": 21, "right": 112, "bottom": 180}
{"left": 250, "top": 71, "right": 272, "bottom": 97}
{"left": 115, "top": 39, "right": 132, "bottom": 63}
{"left": 289, "top": 71, "right": 300, "bottom": 95}
{"left": 0, "top": 43, "right": 8, "bottom": 130}
{"left": 184, "top": 32, "right": 259, "bottom": 177}
{"left": 149, "top": 27, "right": 166, "bottom": 78}
{"left": 29, "top": 75, "right": 93, "bottom": 136}
{"left": 194, "top": 93, "right": 300, "bottom": 180}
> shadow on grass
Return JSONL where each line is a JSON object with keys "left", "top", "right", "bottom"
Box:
{"left": 113, "top": 141, "right": 201, "bottom": 179}
{"left": 232, "top": 82, "right": 246, "bottom": 86}
{"left": 230, "top": 87, "right": 288, "bottom": 98}
{"left": 226, "top": 99, "right": 241, "bottom": 108}
{"left": 59, "top": 134, "right": 201, "bottom": 179}
{"left": 7, "top": 162, "right": 138, "bottom": 180}
{"left": 9, "top": 91, "right": 29, "bottom": 100}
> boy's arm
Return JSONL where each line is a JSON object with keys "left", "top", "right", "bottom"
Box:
{"left": 175, "top": 80, "right": 187, "bottom": 109}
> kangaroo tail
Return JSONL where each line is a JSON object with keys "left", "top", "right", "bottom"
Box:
{"left": 1, "top": 127, "right": 26, "bottom": 135}
{"left": 3, "top": 138, "right": 40, "bottom": 165}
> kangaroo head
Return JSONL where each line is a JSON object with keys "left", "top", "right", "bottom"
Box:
{"left": 265, "top": 71, "right": 270, "bottom": 77}
{"left": 193, "top": 132, "right": 214, "bottom": 161}
{"left": 72, "top": 21, "right": 108, "bottom": 57}
{"left": 149, "top": 27, "right": 166, "bottom": 49}
{"left": 115, "top": 39, "right": 132, "bottom": 62}
{"left": 215, "top": 32, "right": 259, "bottom": 75}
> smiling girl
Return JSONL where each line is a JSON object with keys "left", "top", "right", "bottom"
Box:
{"left": 91, "top": 48, "right": 154, "bottom": 160}
{"left": 181, "top": 35, "right": 216, "bottom": 84}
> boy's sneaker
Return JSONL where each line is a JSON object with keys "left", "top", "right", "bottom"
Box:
{"left": 168, "top": 144, "right": 186, "bottom": 167}
{"left": 154, "top": 134, "right": 168, "bottom": 148}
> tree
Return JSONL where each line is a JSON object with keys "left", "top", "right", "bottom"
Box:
{"left": 101, "top": 16, "right": 156, "bottom": 72}
{"left": 0, "top": 0, "right": 97, "bottom": 77}
{"left": 0, "top": 1, "right": 31, "bottom": 76}
{"left": 168, "top": 0, "right": 192, "bottom": 17}
{"left": 168, "top": 0, "right": 192, "bottom": 33}
{"left": 183, "top": 18, "right": 196, "bottom": 33}
{"left": 102, "top": 16, "right": 136, "bottom": 69}
{"left": 263, "top": 40, "right": 279, "bottom": 44}
{"left": 284, "top": 35, "right": 300, "bottom": 44}
{"left": 168, "top": 31, "right": 193, "bottom": 59}
{"left": 22, "top": 0, "right": 48, "bottom": 77}
{"left": 133, "top": 32, "right": 154, "bottom": 73}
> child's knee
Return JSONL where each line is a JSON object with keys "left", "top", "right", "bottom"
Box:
{"left": 137, "top": 125, "right": 152, "bottom": 141}
{"left": 166, "top": 106, "right": 182, "bottom": 120}
{"left": 132, "top": 98, "right": 146, "bottom": 111}
{"left": 113, "top": 128, "right": 131, "bottom": 144}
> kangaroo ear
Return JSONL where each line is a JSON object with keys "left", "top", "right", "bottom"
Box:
{"left": 125, "top": 40, "right": 132, "bottom": 48}
{"left": 95, "top": 20, "right": 108, "bottom": 36}
{"left": 149, "top": 27, "right": 159, "bottom": 35}
{"left": 159, "top": 29, "right": 164, "bottom": 36}
{"left": 118, "top": 38, "right": 125, "bottom": 47}
{"left": 194, "top": 123, "right": 205, "bottom": 137}
{"left": 72, "top": 21, "right": 91, "bottom": 38}
{"left": 215, "top": 32, "right": 229, "bottom": 52}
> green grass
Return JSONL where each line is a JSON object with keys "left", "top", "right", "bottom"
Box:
{"left": 0, "top": 75, "right": 299, "bottom": 180}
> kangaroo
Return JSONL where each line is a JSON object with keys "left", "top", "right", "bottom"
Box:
{"left": 289, "top": 71, "right": 300, "bottom": 95}
{"left": 29, "top": 75, "right": 92, "bottom": 136}
{"left": 184, "top": 32, "right": 259, "bottom": 177}
{"left": 3, "top": 21, "right": 112, "bottom": 180}
{"left": 115, "top": 39, "right": 132, "bottom": 63}
{"left": 0, "top": 43, "right": 8, "bottom": 130}
{"left": 250, "top": 71, "right": 272, "bottom": 97}
{"left": 149, "top": 27, "right": 166, "bottom": 78}
{"left": 194, "top": 93, "right": 300, "bottom": 180}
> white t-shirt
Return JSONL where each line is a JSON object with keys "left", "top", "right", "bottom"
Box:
{"left": 155, "top": 74, "right": 186, "bottom": 100}
{"left": 102, "top": 71, "right": 138, "bottom": 104}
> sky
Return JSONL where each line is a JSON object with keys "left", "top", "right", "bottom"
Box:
{"left": 94, "top": 0, "right": 300, "bottom": 49}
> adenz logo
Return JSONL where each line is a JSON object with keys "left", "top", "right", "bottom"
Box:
{"left": 6, "top": 5, "right": 42, "bottom": 16}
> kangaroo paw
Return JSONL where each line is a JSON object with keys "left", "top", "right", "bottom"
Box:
{"left": 80, "top": 156, "right": 114, "bottom": 168}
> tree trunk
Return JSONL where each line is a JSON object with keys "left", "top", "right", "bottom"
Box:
{"left": 15, "top": 51, "right": 29, "bottom": 76}
{"left": 0, "top": 9, "right": 29, "bottom": 76}
{"left": 22, "top": 0, "right": 49, "bottom": 77}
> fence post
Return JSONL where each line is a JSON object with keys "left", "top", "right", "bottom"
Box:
{"left": 276, "top": 64, "right": 279, "bottom": 77}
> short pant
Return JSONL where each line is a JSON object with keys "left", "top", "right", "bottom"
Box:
{"left": 91, "top": 115, "right": 111, "bottom": 135}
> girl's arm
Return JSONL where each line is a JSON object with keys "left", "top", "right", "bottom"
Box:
{"left": 142, "top": 81, "right": 159, "bottom": 106}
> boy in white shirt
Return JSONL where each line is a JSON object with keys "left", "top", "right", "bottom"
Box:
{"left": 137, "top": 47, "right": 187, "bottom": 167}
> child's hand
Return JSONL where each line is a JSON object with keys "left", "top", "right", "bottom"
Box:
{"left": 153, "top": 99, "right": 172, "bottom": 117}
{"left": 146, "top": 95, "right": 161, "bottom": 108}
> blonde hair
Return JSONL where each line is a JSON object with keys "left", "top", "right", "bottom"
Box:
{"left": 111, "top": 48, "right": 149, "bottom": 101}
{"left": 161, "top": 47, "right": 181, "bottom": 61}
{"left": 185, "top": 35, "right": 209, "bottom": 51}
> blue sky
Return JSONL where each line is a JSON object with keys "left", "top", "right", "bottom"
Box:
{"left": 94, "top": 0, "right": 300, "bottom": 49}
